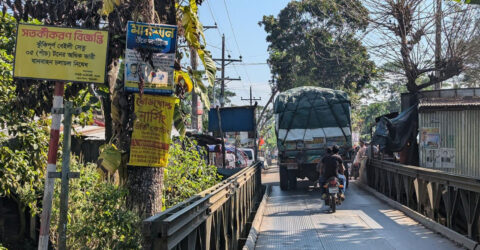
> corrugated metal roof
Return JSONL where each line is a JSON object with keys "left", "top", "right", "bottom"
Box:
{"left": 73, "top": 125, "right": 105, "bottom": 140}
{"left": 419, "top": 97, "right": 480, "bottom": 111}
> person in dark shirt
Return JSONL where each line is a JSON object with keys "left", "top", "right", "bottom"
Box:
{"left": 322, "top": 153, "right": 339, "bottom": 180}
{"left": 319, "top": 146, "right": 346, "bottom": 200}
{"left": 319, "top": 147, "right": 341, "bottom": 199}
{"left": 317, "top": 147, "right": 332, "bottom": 197}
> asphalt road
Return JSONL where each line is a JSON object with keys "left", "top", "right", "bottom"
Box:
{"left": 255, "top": 165, "right": 462, "bottom": 250}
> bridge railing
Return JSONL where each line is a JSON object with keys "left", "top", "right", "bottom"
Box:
{"left": 367, "top": 159, "right": 480, "bottom": 241}
{"left": 143, "top": 162, "right": 263, "bottom": 250}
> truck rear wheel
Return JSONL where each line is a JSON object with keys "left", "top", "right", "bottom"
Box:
{"left": 288, "top": 170, "right": 297, "bottom": 190}
{"left": 279, "top": 165, "right": 288, "bottom": 190}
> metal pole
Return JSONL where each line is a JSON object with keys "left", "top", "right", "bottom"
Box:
{"left": 58, "top": 102, "right": 73, "bottom": 250}
{"left": 38, "top": 82, "right": 64, "bottom": 250}
{"left": 249, "top": 86, "right": 252, "bottom": 106}
{"left": 253, "top": 102, "right": 258, "bottom": 162}
{"left": 216, "top": 107, "right": 226, "bottom": 167}
{"left": 220, "top": 34, "right": 225, "bottom": 107}
{"left": 191, "top": 48, "right": 200, "bottom": 131}
{"left": 434, "top": 0, "right": 442, "bottom": 90}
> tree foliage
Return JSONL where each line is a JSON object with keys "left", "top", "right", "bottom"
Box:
{"left": 49, "top": 159, "right": 142, "bottom": 249}
{"left": 163, "top": 137, "right": 221, "bottom": 209}
{"left": 366, "top": 0, "right": 480, "bottom": 92}
{"left": 260, "top": 0, "right": 376, "bottom": 92}
{"left": 350, "top": 72, "right": 406, "bottom": 139}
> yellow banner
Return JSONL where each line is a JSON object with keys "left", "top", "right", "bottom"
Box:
{"left": 13, "top": 24, "right": 108, "bottom": 83}
{"left": 129, "top": 94, "right": 177, "bottom": 167}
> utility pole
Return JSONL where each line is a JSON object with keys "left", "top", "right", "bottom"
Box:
{"left": 221, "top": 35, "right": 226, "bottom": 107}
{"left": 241, "top": 86, "right": 261, "bottom": 106}
{"left": 211, "top": 34, "right": 242, "bottom": 168}
{"left": 434, "top": 0, "right": 442, "bottom": 90}
{"left": 213, "top": 34, "right": 242, "bottom": 107}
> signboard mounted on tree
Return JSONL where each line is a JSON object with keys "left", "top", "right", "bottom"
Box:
{"left": 13, "top": 24, "right": 108, "bottom": 83}
{"left": 124, "top": 21, "right": 177, "bottom": 95}
{"left": 128, "top": 94, "right": 178, "bottom": 167}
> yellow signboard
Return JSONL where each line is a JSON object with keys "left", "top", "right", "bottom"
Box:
{"left": 13, "top": 24, "right": 108, "bottom": 83}
{"left": 129, "top": 94, "right": 177, "bottom": 167}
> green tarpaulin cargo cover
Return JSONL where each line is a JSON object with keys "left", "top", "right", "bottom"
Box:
{"left": 274, "top": 86, "right": 351, "bottom": 130}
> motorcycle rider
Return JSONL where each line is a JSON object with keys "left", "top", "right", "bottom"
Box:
{"left": 318, "top": 147, "right": 332, "bottom": 196}
{"left": 319, "top": 146, "right": 344, "bottom": 200}
{"left": 331, "top": 145, "right": 347, "bottom": 196}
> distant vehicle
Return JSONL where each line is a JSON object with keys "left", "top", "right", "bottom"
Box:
{"left": 208, "top": 145, "right": 249, "bottom": 168}
{"left": 274, "top": 86, "right": 353, "bottom": 190}
{"left": 239, "top": 148, "right": 255, "bottom": 166}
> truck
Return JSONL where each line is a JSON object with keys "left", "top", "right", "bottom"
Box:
{"left": 274, "top": 86, "right": 352, "bottom": 190}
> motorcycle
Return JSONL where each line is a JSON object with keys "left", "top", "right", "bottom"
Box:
{"left": 323, "top": 177, "right": 344, "bottom": 213}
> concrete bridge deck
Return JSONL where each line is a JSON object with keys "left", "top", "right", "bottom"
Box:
{"left": 255, "top": 166, "right": 461, "bottom": 250}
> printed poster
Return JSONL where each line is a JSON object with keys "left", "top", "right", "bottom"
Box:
{"left": 420, "top": 127, "right": 440, "bottom": 149}
{"left": 438, "top": 148, "right": 455, "bottom": 169}
{"left": 125, "top": 21, "right": 177, "bottom": 95}
{"left": 13, "top": 24, "right": 108, "bottom": 83}
{"left": 129, "top": 94, "right": 177, "bottom": 167}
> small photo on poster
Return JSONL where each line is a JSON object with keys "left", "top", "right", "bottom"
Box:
{"left": 126, "top": 63, "right": 141, "bottom": 82}
{"left": 425, "top": 149, "right": 436, "bottom": 168}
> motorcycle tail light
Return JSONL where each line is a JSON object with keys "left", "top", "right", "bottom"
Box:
{"left": 339, "top": 185, "right": 344, "bottom": 188}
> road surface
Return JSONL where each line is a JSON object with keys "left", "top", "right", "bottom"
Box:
{"left": 255, "top": 165, "right": 462, "bottom": 250}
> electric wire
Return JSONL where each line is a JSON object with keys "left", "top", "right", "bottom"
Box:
{"left": 221, "top": 0, "right": 254, "bottom": 87}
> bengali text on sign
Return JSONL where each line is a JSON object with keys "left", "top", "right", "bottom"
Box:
{"left": 13, "top": 24, "right": 108, "bottom": 83}
{"left": 128, "top": 94, "right": 177, "bottom": 167}
{"left": 124, "top": 21, "right": 177, "bottom": 95}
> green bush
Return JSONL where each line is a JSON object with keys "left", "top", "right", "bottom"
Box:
{"left": 49, "top": 159, "right": 141, "bottom": 249}
{"left": 0, "top": 120, "right": 49, "bottom": 215}
{"left": 163, "top": 138, "right": 221, "bottom": 209}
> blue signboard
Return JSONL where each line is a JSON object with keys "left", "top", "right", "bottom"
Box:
{"left": 208, "top": 107, "right": 255, "bottom": 132}
{"left": 125, "top": 21, "right": 177, "bottom": 95}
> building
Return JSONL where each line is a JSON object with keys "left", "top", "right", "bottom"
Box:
{"left": 417, "top": 88, "right": 480, "bottom": 177}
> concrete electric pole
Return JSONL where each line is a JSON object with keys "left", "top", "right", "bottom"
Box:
{"left": 213, "top": 34, "right": 242, "bottom": 107}
{"left": 241, "top": 86, "right": 261, "bottom": 106}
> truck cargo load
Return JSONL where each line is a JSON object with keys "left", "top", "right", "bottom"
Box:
{"left": 274, "top": 86, "right": 352, "bottom": 190}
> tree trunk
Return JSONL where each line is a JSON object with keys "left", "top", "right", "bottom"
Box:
{"left": 124, "top": 0, "right": 177, "bottom": 219}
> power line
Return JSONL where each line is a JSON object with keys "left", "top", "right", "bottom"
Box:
{"left": 205, "top": 0, "right": 249, "bottom": 93}
{"left": 205, "top": 0, "right": 223, "bottom": 38}
{"left": 222, "top": 0, "right": 243, "bottom": 60}
{"left": 238, "top": 63, "right": 269, "bottom": 66}
{"left": 221, "top": 0, "right": 253, "bottom": 86}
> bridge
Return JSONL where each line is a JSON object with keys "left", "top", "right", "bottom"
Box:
{"left": 143, "top": 159, "right": 480, "bottom": 250}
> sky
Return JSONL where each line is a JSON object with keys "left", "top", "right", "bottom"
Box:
{"left": 197, "top": 0, "right": 291, "bottom": 107}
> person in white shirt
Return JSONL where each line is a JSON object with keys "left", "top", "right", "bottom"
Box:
{"left": 353, "top": 140, "right": 367, "bottom": 167}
